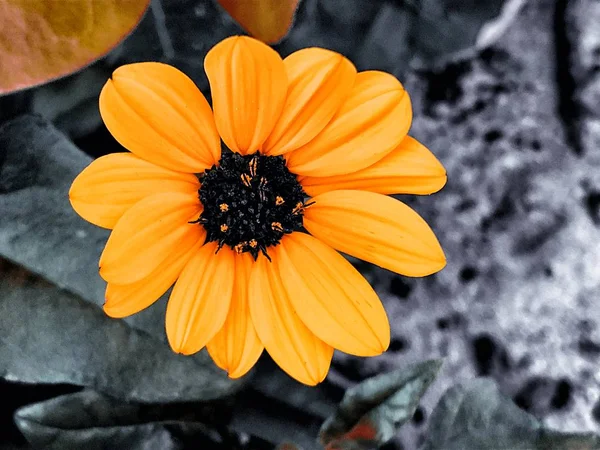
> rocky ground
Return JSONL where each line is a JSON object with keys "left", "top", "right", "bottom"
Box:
{"left": 1, "top": 0, "right": 600, "bottom": 449}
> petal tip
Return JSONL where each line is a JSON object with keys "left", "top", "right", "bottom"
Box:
{"left": 103, "top": 304, "right": 125, "bottom": 319}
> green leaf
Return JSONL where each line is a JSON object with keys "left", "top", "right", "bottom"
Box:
{"left": 319, "top": 360, "right": 442, "bottom": 450}
{"left": 421, "top": 378, "right": 600, "bottom": 450}
{"left": 14, "top": 389, "right": 229, "bottom": 450}
{"left": 0, "top": 115, "right": 240, "bottom": 402}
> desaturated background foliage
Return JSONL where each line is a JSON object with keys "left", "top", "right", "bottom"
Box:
{"left": 1, "top": 0, "right": 600, "bottom": 449}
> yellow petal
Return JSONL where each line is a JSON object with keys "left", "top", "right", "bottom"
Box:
{"left": 99, "top": 62, "right": 220, "bottom": 172}
{"left": 304, "top": 190, "right": 446, "bottom": 276}
{"left": 204, "top": 36, "right": 287, "bottom": 155}
{"left": 286, "top": 71, "right": 412, "bottom": 177}
{"left": 166, "top": 242, "right": 235, "bottom": 355}
{"left": 301, "top": 136, "right": 446, "bottom": 197}
{"left": 70, "top": 153, "right": 200, "bottom": 229}
{"left": 276, "top": 233, "right": 389, "bottom": 356}
{"left": 249, "top": 253, "right": 333, "bottom": 385}
{"left": 104, "top": 230, "right": 205, "bottom": 318}
{"left": 207, "top": 252, "right": 264, "bottom": 378}
{"left": 262, "top": 48, "right": 356, "bottom": 156}
{"left": 99, "top": 192, "right": 203, "bottom": 285}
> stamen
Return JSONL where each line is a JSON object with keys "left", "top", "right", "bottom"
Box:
{"left": 258, "top": 177, "right": 268, "bottom": 202}
{"left": 241, "top": 173, "right": 252, "bottom": 187}
{"left": 249, "top": 155, "right": 258, "bottom": 177}
{"left": 292, "top": 202, "right": 304, "bottom": 215}
{"left": 198, "top": 149, "right": 308, "bottom": 260}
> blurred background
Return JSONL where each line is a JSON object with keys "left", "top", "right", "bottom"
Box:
{"left": 1, "top": 0, "right": 600, "bottom": 449}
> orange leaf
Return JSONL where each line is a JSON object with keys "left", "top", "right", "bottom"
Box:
{"left": 0, "top": 0, "right": 150, "bottom": 95}
{"left": 217, "top": 0, "right": 300, "bottom": 44}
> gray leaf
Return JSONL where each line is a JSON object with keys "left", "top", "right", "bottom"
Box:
{"left": 0, "top": 115, "right": 239, "bottom": 402}
{"left": 14, "top": 390, "right": 225, "bottom": 450}
{"left": 0, "top": 258, "right": 238, "bottom": 403}
{"left": 421, "top": 378, "right": 600, "bottom": 450}
{"left": 231, "top": 387, "right": 321, "bottom": 450}
{"left": 319, "top": 359, "right": 442, "bottom": 450}
{"left": 30, "top": 66, "right": 108, "bottom": 140}
{"left": 253, "top": 359, "right": 337, "bottom": 420}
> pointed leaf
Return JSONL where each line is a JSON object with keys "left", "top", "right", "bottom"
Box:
{"left": 0, "top": 0, "right": 150, "bottom": 95}
{"left": 422, "top": 378, "right": 600, "bottom": 450}
{"left": 14, "top": 390, "right": 229, "bottom": 450}
{"left": 319, "top": 360, "right": 442, "bottom": 449}
{"left": 217, "top": 0, "right": 300, "bottom": 43}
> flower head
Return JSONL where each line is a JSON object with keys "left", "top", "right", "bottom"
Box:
{"left": 69, "top": 36, "right": 447, "bottom": 385}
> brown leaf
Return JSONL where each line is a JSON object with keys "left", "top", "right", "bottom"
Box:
{"left": 217, "top": 0, "right": 300, "bottom": 43}
{"left": 0, "top": 0, "right": 150, "bottom": 95}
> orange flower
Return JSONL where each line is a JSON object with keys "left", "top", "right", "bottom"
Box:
{"left": 69, "top": 36, "right": 446, "bottom": 385}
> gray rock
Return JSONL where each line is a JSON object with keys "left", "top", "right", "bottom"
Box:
{"left": 566, "top": 0, "right": 600, "bottom": 154}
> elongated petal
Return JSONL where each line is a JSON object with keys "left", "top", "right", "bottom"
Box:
{"left": 304, "top": 190, "right": 445, "bottom": 277}
{"left": 99, "top": 192, "right": 204, "bottom": 285}
{"left": 275, "top": 233, "right": 389, "bottom": 356}
{"left": 70, "top": 153, "right": 200, "bottom": 229}
{"left": 249, "top": 253, "right": 333, "bottom": 385}
{"left": 104, "top": 229, "right": 205, "bottom": 318}
{"left": 166, "top": 242, "right": 235, "bottom": 355}
{"left": 204, "top": 36, "right": 287, "bottom": 154}
{"left": 301, "top": 136, "right": 446, "bottom": 197}
{"left": 286, "top": 71, "right": 412, "bottom": 177}
{"left": 100, "top": 62, "right": 220, "bottom": 172}
{"left": 262, "top": 48, "right": 356, "bottom": 156}
{"left": 207, "top": 253, "right": 264, "bottom": 378}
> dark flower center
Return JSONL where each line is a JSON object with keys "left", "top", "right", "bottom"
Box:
{"left": 196, "top": 149, "right": 310, "bottom": 260}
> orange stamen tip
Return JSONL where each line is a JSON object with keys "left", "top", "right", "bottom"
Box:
{"left": 220, "top": 224, "right": 229, "bottom": 232}
{"left": 249, "top": 156, "right": 258, "bottom": 177}
{"left": 275, "top": 196, "right": 285, "bottom": 205}
{"left": 292, "top": 202, "right": 304, "bottom": 215}
{"left": 241, "top": 173, "right": 252, "bottom": 187}
{"left": 219, "top": 203, "right": 229, "bottom": 212}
